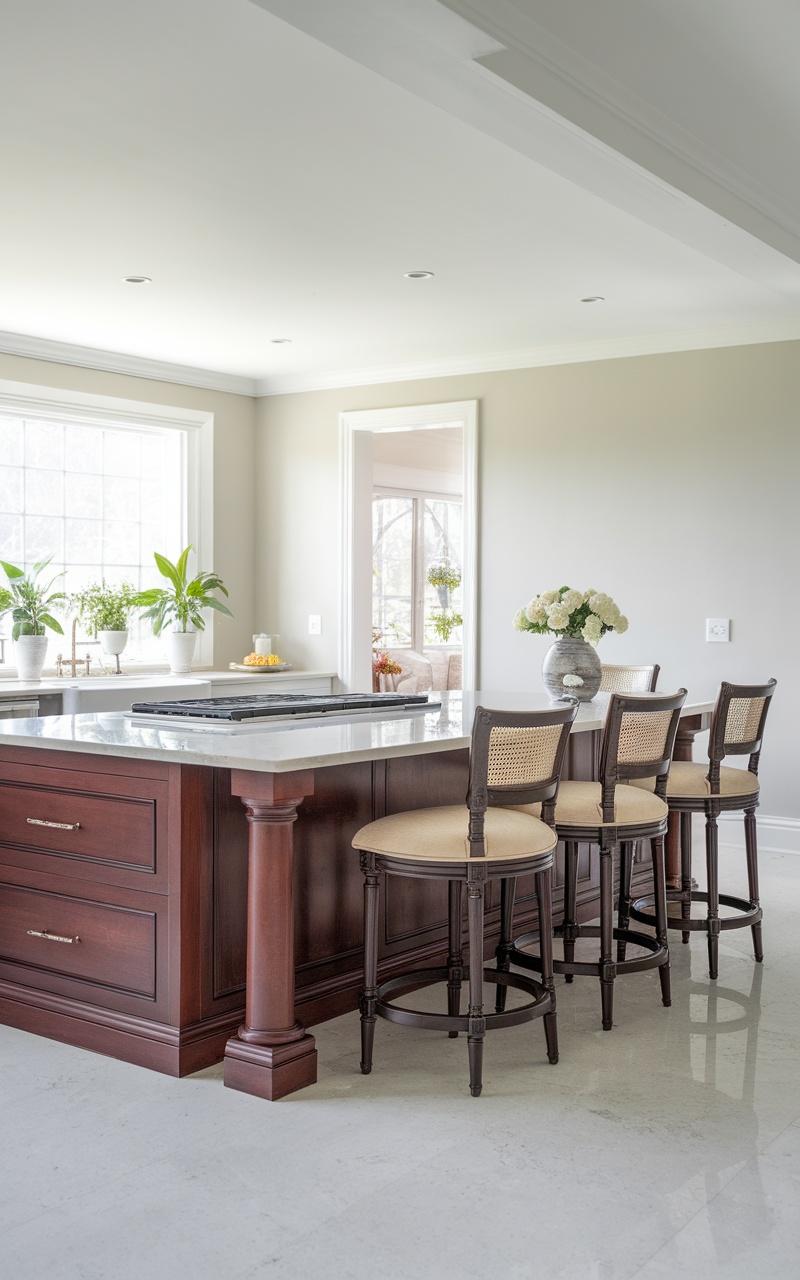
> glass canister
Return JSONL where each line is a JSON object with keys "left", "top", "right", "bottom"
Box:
{"left": 253, "top": 633, "right": 271, "bottom": 657}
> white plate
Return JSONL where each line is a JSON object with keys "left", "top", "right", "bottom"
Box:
{"left": 228, "top": 662, "right": 293, "bottom": 673}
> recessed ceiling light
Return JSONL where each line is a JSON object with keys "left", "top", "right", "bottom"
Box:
{"left": 271, "top": 338, "right": 292, "bottom": 344}
{"left": 579, "top": 295, "right": 604, "bottom": 303}
{"left": 122, "top": 275, "right": 152, "bottom": 285}
{"left": 404, "top": 270, "right": 434, "bottom": 279}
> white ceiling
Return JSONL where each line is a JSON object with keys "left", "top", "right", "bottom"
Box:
{"left": 2, "top": 0, "right": 799, "bottom": 395}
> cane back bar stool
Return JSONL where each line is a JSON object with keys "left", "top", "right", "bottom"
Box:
{"left": 600, "top": 663, "right": 660, "bottom": 693}
{"left": 629, "top": 679, "right": 776, "bottom": 980}
{"left": 499, "top": 689, "right": 687, "bottom": 1030}
{"left": 351, "top": 702, "right": 578, "bottom": 1097}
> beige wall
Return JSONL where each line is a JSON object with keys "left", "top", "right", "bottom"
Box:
{"left": 257, "top": 340, "right": 799, "bottom": 820}
{"left": 0, "top": 353, "right": 257, "bottom": 664}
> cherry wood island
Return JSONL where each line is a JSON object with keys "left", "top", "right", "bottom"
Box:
{"left": 0, "top": 692, "right": 712, "bottom": 1099}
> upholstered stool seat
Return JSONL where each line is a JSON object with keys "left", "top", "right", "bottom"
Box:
{"left": 351, "top": 702, "right": 577, "bottom": 1097}
{"left": 498, "top": 689, "right": 687, "bottom": 1031}
{"left": 514, "top": 780, "right": 668, "bottom": 828}
{"left": 353, "top": 805, "right": 557, "bottom": 863}
{"left": 629, "top": 680, "right": 776, "bottom": 979}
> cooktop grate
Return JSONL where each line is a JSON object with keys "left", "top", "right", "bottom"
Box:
{"left": 129, "top": 692, "right": 437, "bottom": 722}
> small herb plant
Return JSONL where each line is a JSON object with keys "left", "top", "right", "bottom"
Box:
{"left": 428, "top": 608, "right": 463, "bottom": 643}
{"left": 426, "top": 562, "right": 461, "bottom": 592}
{"left": 0, "top": 556, "right": 66, "bottom": 639}
{"left": 71, "top": 580, "right": 137, "bottom": 635}
{"left": 132, "top": 547, "right": 232, "bottom": 635}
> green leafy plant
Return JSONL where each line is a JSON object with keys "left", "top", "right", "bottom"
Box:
{"left": 428, "top": 608, "right": 463, "bottom": 643}
{"left": 0, "top": 556, "right": 66, "bottom": 640}
{"left": 132, "top": 547, "right": 232, "bottom": 635}
{"left": 426, "top": 561, "right": 461, "bottom": 592}
{"left": 71, "top": 580, "right": 137, "bottom": 635}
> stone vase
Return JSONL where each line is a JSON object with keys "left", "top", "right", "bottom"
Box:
{"left": 14, "top": 633, "right": 49, "bottom": 681}
{"left": 164, "top": 630, "right": 196, "bottom": 675}
{"left": 541, "top": 634, "right": 602, "bottom": 702}
{"left": 377, "top": 673, "right": 398, "bottom": 693}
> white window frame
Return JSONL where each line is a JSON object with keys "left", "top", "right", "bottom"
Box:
{"left": 339, "top": 400, "right": 478, "bottom": 693}
{"left": 0, "top": 378, "right": 215, "bottom": 671}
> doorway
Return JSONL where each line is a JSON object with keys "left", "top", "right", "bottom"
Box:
{"left": 338, "top": 401, "right": 478, "bottom": 693}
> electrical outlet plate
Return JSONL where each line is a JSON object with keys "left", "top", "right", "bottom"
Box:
{"left": 706, "top": 618, "right": 730, "bottom": 642}
{"left": 308, "top": 614, "right": 321, "bottom": 635}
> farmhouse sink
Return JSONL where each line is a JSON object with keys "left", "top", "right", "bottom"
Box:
{"left": 60, "top": 676, "right": 211, "bottom": 715}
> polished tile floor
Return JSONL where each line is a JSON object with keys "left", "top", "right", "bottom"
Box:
{"left": 2, "top": 845, "right": 799, "bottom": 1280}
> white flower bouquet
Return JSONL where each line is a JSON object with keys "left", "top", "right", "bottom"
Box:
{"left": 514, "top": 587, "right": 628, "bottom": 644}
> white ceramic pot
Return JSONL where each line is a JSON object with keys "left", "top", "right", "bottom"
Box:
{"left": 164, "top": 630, "right": 196, "bottom": 674}
{"left": 98, "top": 629, "right": 128, "bottom": 656}
{"left": 15, "top": 633, "right": 49, "bottom": 681}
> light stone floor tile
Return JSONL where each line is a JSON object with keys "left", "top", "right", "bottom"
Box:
{"left": 1, "top": 847, "right": 799, "bottom": 1280}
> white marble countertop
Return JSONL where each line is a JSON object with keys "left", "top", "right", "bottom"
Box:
{"left": 0, "top": 670, "right": 336, "bottom": 699}
{"left": 0, "top": 691, "right": 715, "bottom": 774}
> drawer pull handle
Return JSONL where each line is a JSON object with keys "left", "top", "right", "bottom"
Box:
{"left": 26, "top": 818, "right": 81, "bottom": 831}
{"left": 26, "top": 929, "right": 81, "bottom": 945}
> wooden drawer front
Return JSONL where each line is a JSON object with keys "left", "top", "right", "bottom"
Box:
{"left": 0, "top": 780, "right": 156, "bottom": 873}
{"left": 0, "top": 882, "right": 156, "bottom": 998}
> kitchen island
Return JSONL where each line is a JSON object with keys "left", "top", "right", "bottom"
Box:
{"left": 0, "top": 691, "right": 712, "bottom": 1099}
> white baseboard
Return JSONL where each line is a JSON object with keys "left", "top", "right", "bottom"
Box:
{"left": 717, "top": 813, "right": 800, "bottom": 856}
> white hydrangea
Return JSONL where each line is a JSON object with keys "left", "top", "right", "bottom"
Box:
{"left": 582, "top": 614, "right": 603, "bottom": 643}
{"left": 562, "top": 673, "right": 584, "bottom": 687}
{"left": 615, "top": 614, "right": 629, "bottom": 634}
{"left": 525, "top": 597, "right": 548, "bottom": 625}
{"left": 561, "top": 589, "right": 583, "bottom": 613}
{"left": 513, "top": 608, "right": 529, "bottom": 631}
{"left": 547, "top": 602, "right": 570, "bottom": 630}
{"left": 539, "top": 589, "right": 560, "bottom": 606}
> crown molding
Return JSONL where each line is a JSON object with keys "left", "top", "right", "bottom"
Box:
{"left": 255, "top": 321, "right": 800, "bottom": 396}
{"left": 442, "top": 0, "right": 800, "bottom": 257}
{"left": 0, "top": 329, "right": 258, "bottom": 398}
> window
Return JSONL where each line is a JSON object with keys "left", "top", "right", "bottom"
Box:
{"left": 0, "top": 410, "right": 194, "bottom": 665}
{"left": 372, "top": 489, "right": 463, "bottom": 650}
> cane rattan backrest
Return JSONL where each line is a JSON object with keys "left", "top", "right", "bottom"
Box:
{"left": 466, "top": 703, "right": 578, "bottom": 856}
{"left": 707, "top": 679, "right": 776, "bottom": 784}
{"left": 598, "top": 689, "right": 687, "bottom": 822}
{"left": 600, "top": 663, "right": 660, "bottom": 693}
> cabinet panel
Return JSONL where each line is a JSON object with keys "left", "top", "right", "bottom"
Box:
{"left": 0, "top": 880, "right": 156, "bottom": 998}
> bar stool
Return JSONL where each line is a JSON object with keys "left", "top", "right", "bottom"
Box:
{"left": 629, "top": 679, "right": 776, "bottom": 979}
{"left": 600, "top": 663, "right": 660, "bottom": 693}
{"left": 351, "top": 702, "right": 577, "bottom": 1097}
{"left": 499, "top": 689, "right": 687, "bottom": 1030}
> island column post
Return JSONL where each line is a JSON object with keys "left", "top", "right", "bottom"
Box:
{"left": 224, "top": 768, "right": 317, "bottom": 1100}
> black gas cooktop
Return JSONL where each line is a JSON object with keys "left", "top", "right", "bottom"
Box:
{"left": 129, "top": 692, "right": 438, "bottom": 723}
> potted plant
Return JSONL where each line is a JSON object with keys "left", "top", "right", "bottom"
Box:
{"left": 513, "top": 586, "right": 628, "bottom": 702}
{"left": 428, "top": 608, "right": 463, "bottom": 644}
{"left": 71, "top": 580, "right": 137, "bottom": 659}
{"left": 426, "top": 561, "right": 461, "bottom": 608}
{"left": 0, "top": 556, "right": 66, "bottom": 680}
{"left": 132, "top": 547, "right": 232, "bottom": 673}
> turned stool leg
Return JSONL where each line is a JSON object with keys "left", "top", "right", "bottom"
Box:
{"left": 495, "top": 876, "right": 516, "bottom": 1013}
{"left": 744, "top": 808, "right": 763, "bottom": 963}
{"left": 599, "top": 844, "right": 615, "bottom": 1031}
{"left": 616, "top": 841, "right": 633, "bottom": 963}
{"left": 652, "top": 833, "right": 671, "bottom": 1008}
{"left": 680, "top": 812, "right": 693, "bottom": 944}
{"left": 536, "top": 867, "right": 559, "bottom": 1064}
{"left": 447, "top": 880, "right": 464, "bottom": 1035}
{"left": 705, "top": 809, "right": 721, "bottom": 980}
{"left": 360, "top": 854, "right": 380, "bottom": 1074}
{"left": 562, "top": 841, "right": 578, "bottom": 983}
{"left": 467, "top": 874, "right": 486, "bottom": 1097}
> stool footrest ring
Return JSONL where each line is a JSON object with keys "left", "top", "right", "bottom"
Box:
{"left": 631, "top": 892, "right": 762, "bottom": 932}
{"left": 510, "top": 924, "right": 667, "bottom": 978}
{"left": 376, "top": 966, "right": 553, "bottom": 1032}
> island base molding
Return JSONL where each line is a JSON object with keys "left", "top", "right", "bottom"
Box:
{"left": 224, "top": 1034, "right": 318, "bottom": 1101}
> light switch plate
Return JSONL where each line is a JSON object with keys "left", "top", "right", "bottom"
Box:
{"left": 308, "top": 614, "right": 321, "bottom": 635}
{"left": 706, "top": 618, "right": 730, "bottom": 642}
